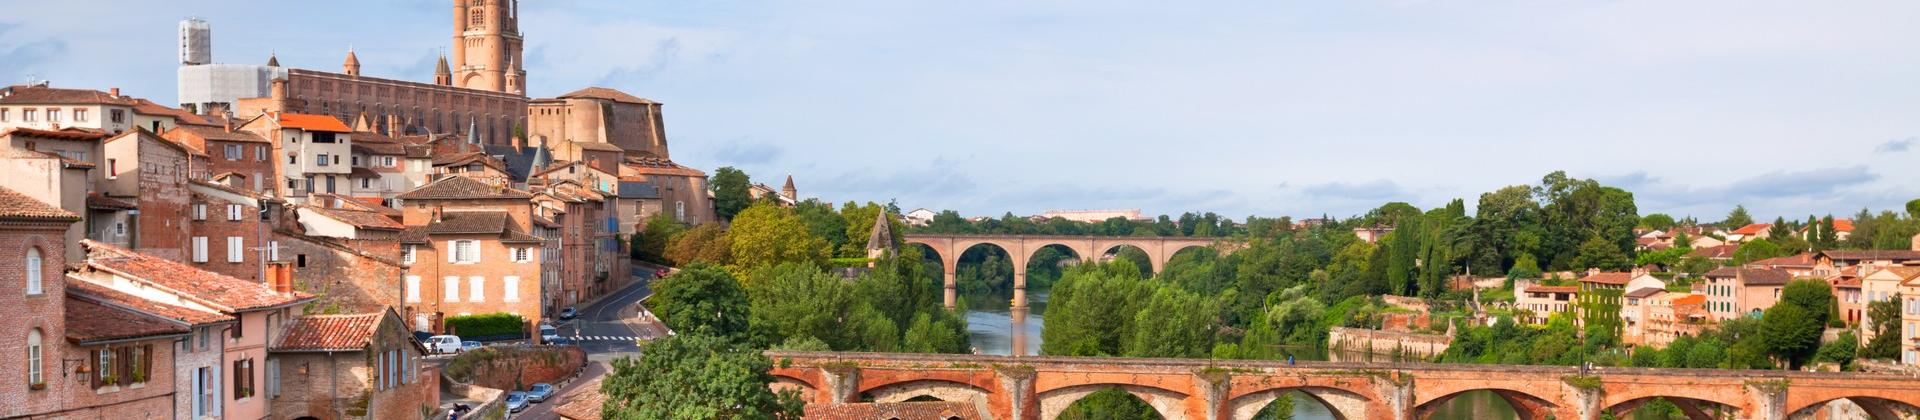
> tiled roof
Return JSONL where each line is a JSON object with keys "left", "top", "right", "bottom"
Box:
{"left": 1878, "top": 266, "right": 1920, "bottom": 282}
{"left": 1625, "top": 287, "right": 1666, "bottom": 299}
{"left": 396, "top": 175, "right": 533, "bottom": 200}
{"left": 1730, "top": 223, "right": 1772, "bottom": 235}
{"left": 1799, "top": 219, "right": 1856, "bottom": 233}
{"left": 0, "top": 186, "right": 80, "bottom": 222}
{"left": 1748, "top": 253, "right": 1816, "bottom": 268}
{"left": 1525, "top": 285, "right": 1579, "bottom": 294}
{"left": 552, "top": 378, "right": 607, "bottom": 420}
{"left": 83, "top": 240, "right": 313, "bottom": 312}
{"left": 67, "top": 278, "right": 233, "bottom": 326}
{"left": 346, "top": 166, "right": 382, "bottom": 179}
{"left": 1821, "top": 250, "right": 1920, "bottom": 261}
{"left": 168, "top": 124, "right": 268, "bottom": 143}
{"left": 556, "top": 87, "right": 656, "bottom": 104}
{"left": 1671, "top": 294, "right": 1707, "bottom": 305}
{"left": 573, "top": 141, "right": 625, "bottom": 152}
{"left": 84, "top": 193, "right": 136, "bottom": 210}
{"left": 1577, "top": 272, "right": 1634, "bottom": 285}
{"left": 0, "top": 84, "right": 140, "bottom": 105}
{"left": 274, "top": 112, "right": 352, "bottom": 133}
{"left": 1688, "top": 245, "right": 1738, "bottom": 259}
{"left": 272, "top": 313, "right": 382, "bottom": 352}
{"left": 304, "top": 205, "right": 404, "bottom": 230}
{"left": 1, "top": 126, "right": 111, "bottom": 141}
{"left": 1834, "top": 277, "right": 1863, "bottom": 288}
{"left": 426, "top": 211, "right": 511, "bottom": 234}
{"left": 624, "top": 155, "right": 706, "bottom": 177}
{"left": 65, "top": 297, "right": 189, "bottom": 344}
{"left": 130, "top": 98, "right": 210, "bottom": 125}
{"left": 1704, "top": 267, "right": 1793, "bottom": 286}
{"left": 399, "top": 226, "right": 430, "bottom": 244}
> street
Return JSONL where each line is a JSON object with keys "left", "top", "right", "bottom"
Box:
{"left": 516, "top": 266, "right": 667, "bottom": 419}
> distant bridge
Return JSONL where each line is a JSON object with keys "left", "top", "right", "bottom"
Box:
{"left": 768, "top": 351, "right": 1920, "bottom": 420}
{"left": 901, "top": 234, "right": 1243, "bottom": 308}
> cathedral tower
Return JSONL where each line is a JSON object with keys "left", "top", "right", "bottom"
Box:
{"left": 451, "top": 0, "right": 525, "bottom": 94}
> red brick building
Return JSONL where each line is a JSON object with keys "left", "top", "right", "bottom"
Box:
{"left": 101, "top": 128, "right": 207, "bottom": 262}
{"left": 395, "top": 176, "right": 546, "bottom": 331}
{"left": 269, "top": 309, "right": 438, "bottom": 420}
{"left": 164, "top": 123, "right": 275, "bottom": 195}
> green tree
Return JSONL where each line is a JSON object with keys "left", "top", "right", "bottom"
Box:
{"left": 1057, "top": 387, "right": 1158, "bottom": 420}
{"left": 1761, "top": 302, "right": 1822, "bottom": 368}
{"left": 648, "top": 263, "right": 753, "bottom": 343}
{"left": 665, "top": 222, "right": 732, "bottom": 266}
{"left": 1862, "top": 298, "right": 1903, "bottom": 359}
{"left": 1814, "top": 331, "right": 1858, "bottom": 368}
{"left": 792, "top": 199, "right": 850, "bottom": 255}
{"left": 1908, "top": 199, "right": 1920, "bottom": 219}
{"left": 729, "top": 202, "right": 830, "bottom": 269}
{"left": 601, "top": 334, "right": 805, "bottom": 420}
{"left": 1642, "top": 213, "right": 1677, "bottom": 230}
{"left": 1570, "top": 236, "right": 1631, "bottom": 271}
{"left": 1731, "top": 240, "right": 1785, "bottom": 265}
{"left": 1780, "top": 279, "right": 1836, "bottom": 328}
{"left": 637, "top": 217, "right": 688, "bottom": 263}
{"left": 900, "top": 312, "right": 967, "bottom": 353}
{"left": 1123, "top": 287, "right": 1216, "bottom": 358}
{"left": 1723, "top": 205, "right": 1754, "bottom": 228}
{"left": 711, "top": 167, "right": 752, "bottom": 221}
{"left": 1042, "top": 262, "right": 1154, "bottom": 356}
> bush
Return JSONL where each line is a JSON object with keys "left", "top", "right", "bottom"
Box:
{"left": 445, "top": 313, "right": 527, "bottom": 339}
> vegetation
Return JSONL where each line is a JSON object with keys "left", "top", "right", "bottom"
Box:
{"left": 601, "top": 333, "right": 805, "bottom": 419}
{"left": 711, "top": 166, "right": 752, "bottom": 221}
{"left": 443, "top": 313, "right": 526, "bottom": 339}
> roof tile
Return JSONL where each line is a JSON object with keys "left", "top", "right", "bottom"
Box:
{"left": 0, "top": 185, "right": 80, "bottom": 222}
{"left": 65, "top": 296, "right": 189, "bottom": 343}
{"left": 84, "top": 240, "right": 312, "bottom": 312}
{"left": 272, "top": 313, "right": 382, "bottom": 352}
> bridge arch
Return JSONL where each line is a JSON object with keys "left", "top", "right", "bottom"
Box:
{"left": 860, "top": 379, "right": 992, "bottom": 404}
{"left": 1038, "top": 383, "right": 1188, "bottom": 420}
{"left": 770, "top": 374, "right": 820, "bottom": 403}
{"left": 1099, "top": 242, "right": 1161, "bottom": 276}
{"left": 1604, "top": 396, "right": 1738, "bottom": 420}
{"left": 1787, "top": 395, "right": 1920, "bottom": 420}
{"left": 1415, "top": 388, "right": 1561, "bottom": 420}
{"left": 1229, "top": 386, "right": 1371, "bottom": 420}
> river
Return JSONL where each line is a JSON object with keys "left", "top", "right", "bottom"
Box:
{"left": 959, "top": 290, "right": 1523, "bottom": 419}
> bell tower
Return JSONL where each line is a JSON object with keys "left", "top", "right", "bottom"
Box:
{"left": 450, "top": 0, "right": 525, "bottom": 94}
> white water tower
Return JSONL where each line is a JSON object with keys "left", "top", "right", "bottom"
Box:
{"left": 180, "top": 18, "right": 211, "bottom": 65}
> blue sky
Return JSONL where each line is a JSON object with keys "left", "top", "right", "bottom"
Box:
{"left": 6, "top": 1, "right": 1919, "bottom": 221}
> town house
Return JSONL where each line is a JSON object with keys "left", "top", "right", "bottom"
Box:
{"left": 1701, "top": 268, "right": 1792, "bottom": 321}
{"left": 395, "top": 175, "right": 546, "bottom": 332}
{"left": 269, "top": 309, "right": 438, "bottom": 419}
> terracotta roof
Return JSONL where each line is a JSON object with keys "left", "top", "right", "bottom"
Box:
{"left": 64, "top": 296, "right": 190, "bottom": 344}
{"left": 396, "top": 175, "right": 533, "bottom": 200}
{"left": 83, "top": 240, "right": 313, "bottom": 313}
{"left": 1525, "top": 285, "right": 1579, "bottom": 294}
{"left": 66, "top": 278, "right": 233, "bottom": 326}
{"left": 1799, "top": 219, "right": 1856, "bottom": 233}
{"left": 168, "top": 124, "right": 268, "bottom": 143}
{"left": 1821, "top": 250, "right": 1920, "bottom": 262}
{"left": 1834, "top": 277, "right": 1863, "bottom": 288}
{"left": 533, "top": 215, "right": 561, "bottom": 229}
{"left": 273, "top": 112, "right": 352, "bottom": 133}
{"left": 0, "top": 84, "right": 140, "bottom": 105}
{"left": 1, "top": 126, "right": 111, "bottom": 141}
{"left": 1704, "top": 267, "right": 1793, "bottom": 286}
{"left": 529, "top": 160, "right": 585, "bottom": 179}
{"left": 623, "top": 155, "right": 705, "bottom": 178}
{"left": 802, "top": 402, "right": 983, "bottom": 420}
{"left": 426, "top": 211, "right": 512, "bottom": 234}
{"left": 552, "top": 377, "right": 606, "bottom": 420}
{"left": 346, "top": 166, "right": 382, "bottom": 179}
{"left": 131, "top": 98, "right": 210, "bottom": 125}
{"left": 0, "top": 186, "right": 80, "bottom": 222}
{"left": 1748, "top": 253, "right": 1816, "bottom": 268}
{"left": 1730, "top": 223, "right": 1772, "bottom": 235}
{"left": 1625, "top": 287, "right": 1667, "bottom": 299}
{"left": 1877, "top": 266, "right": 1920, "bottom": 282}
{"left": 556, "top": 87, "right": 656, "bottom": 104}
{"left": 399, "top": 226, "right": 430, "bottom": 244}
{"left": 1671, "top": 294, "right": 1707, "bottom": 305}
{"left": 86, "top": 193, "right": 137, "bottom": 211}
{"left": 573, "top": 141, "right": 625, "bottom": 152}
{"left": 272, "top": 313, "right": 382, "bottom": 352}
{"left": 304, "top": 205, "right": 404, "bottom": 230}
{"left": 1577, "top": 272, "right": 1634, "bottom": 285}
{"left": 1688, "top": 245, "right": 1738, "bottom": 259}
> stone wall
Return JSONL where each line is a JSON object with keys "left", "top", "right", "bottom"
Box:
{"left": 444, "top": 346, "right": 585, "bottom": 392}
{"left": 1328, "top": 326, "right": 1452, "bottom": 360}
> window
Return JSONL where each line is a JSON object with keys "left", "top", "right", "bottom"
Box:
{"left": 452, "top": 240, "right": 478, "bottom": 263}
{"left": 73, "top": 109, "right": 87, "bottom": 122}
{"left": 227, "top": 237, "right": 243, "bottom": 263}
{"left": 228, "top": 204, "right": 243, "bottom": 221}
{"left": 96, "top": 349, "right": 113, "bottom": 387}
{"left": 0, "top": 108, "right": 8, "bottom": 121}
{"left": 192, "top": 237, "right": 209, "bottom": 262}
{"left": 110, "top": 109, "right": 125, "bottom": 123}
{"left": 405, "top": 276, "right": 421, "bottom": 303}
{"left": 351, "top": 155, "right": 360, "bottom": 166}
{"left": 192, "top": 367, "right": 213, "bottom": 416}
{"left": 266, "top": 359, "right": 280, "bottom": 398}
{"left": 512, "top": 247, "right": 530, "bottom": 263}
{"left": 27, "top": 329, "right": 42, "bottom": 386}
{"left": 193, "top": 204, "right": 208, "bottom": 220}
{"left": 675, "top": 201, "right": 686, "bottom": 221}
{"left": 289, "top": 154, "right": 297, "bottom": 165}
{"left": 26, "top": 248, "right": 42, "bottom": 295}
{"left": 231, "top": 317, "right": 244, "bottom": 339}
{"left": 22, "top": 109, "right": 35, "bottom": 122}
{"left": 316, "top": 154, "right": 329, "bottom": 166}
{"left": 256, "top": 146, "right": 268, "bottom": 161}
{"left": 444, "top": 277, "right": 459, "bottom": 302}
{"left": 469, "top": 8, "right": 485, "bottom": 28}
{"left": 504, "top": 276, "right": 519, "bottom": 302}
{"left": 382, "top": 156, "right": 397, "bottom": 167}
{"left": 361, "top": 178, "right": 370, "bottom": 189}
{"left": 269, "top": 240, "right": 280, "bottom": 261}
{"left": 469, "top": 276, "right": 484, "bottom": 302}
{"left": 224, "top": 144, "right": 241, "bottom": 160}
{"left": 402, "top": 245, "right": 416, "bottom": 264}
{"left": 232, "top": 359, "right": 254, "bottom": 399}
{"left": 46, "top": 109, "right": 59, "bottom": 122}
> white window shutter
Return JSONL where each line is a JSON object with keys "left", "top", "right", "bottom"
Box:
{"left": 444, "top": 276, "right": 459, "bottom": 302}
{"left": 228, "top": 237, "right": 243, "bottom": 262}
{"left": 470, "top": 276, "right": 484, "bottom": 302}
{"left": 192, "top": 237, "right": 208, "bottom": 262}
{"left": 504, "top": 276, "right": 519, "bottom": 302}
{"left": 405, "top": 276, "right": 421, "bottom": 303}
{"left": 447, "top": 241, "right": 457, "bottom": 263}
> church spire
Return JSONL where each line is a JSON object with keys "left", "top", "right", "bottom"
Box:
{"left": 266, "top": 50, "right": 279, "bottom": 67}
{"left": 342, "top": 47, "right": 361, "bottom": 76}
{"left": 434, "top": 53, "right": 452, "bottom": 86}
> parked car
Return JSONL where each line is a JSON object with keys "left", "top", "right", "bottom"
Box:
{"left": 559, "top": 307, "right": 578, "bottom": 320}
{"left": 460, "top": 341, "right": 483, "bottom": 352}
{"left": 539, "top": 324, "right": 560, "bottom": 343}
{"left": 525, "top": 383, "right": 554, "bottom": 403}
{"left": 425, "top": 335, "right": 463, "bottom": 354}
{"left": 546, "top": 336, "right": 574, "bottom": 346}
{"left": 506, "top": 391, "right": 528, "bottom": 413}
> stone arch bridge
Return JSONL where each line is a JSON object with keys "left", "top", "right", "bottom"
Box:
{"left": 767, "top": 351, "right": 1920, "bottom": 420}
{"left": 902, "top": 234, "right": 1243, "bottom": 309}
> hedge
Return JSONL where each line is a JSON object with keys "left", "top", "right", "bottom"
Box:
{"left": 445, "top": 313, "right": 527, "bottom": 339}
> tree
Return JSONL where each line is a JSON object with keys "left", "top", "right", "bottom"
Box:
{"left": 1731, "top": 240, "right": 1785, "bottom": 265}
{"left": 648, "top": 263, "right": 753, "bottom": 343}
{"left": 1761, "top": 302, "right": 1822, "bottom": 368}
{"left": 1814, "top": 331, "right": 1858, "bottom": 368}
{"left": 711, "top": 167, "right": 752, "bottom": 221}
{"left": 1908, "top": 198, "right": 1920, "bottom": 220}
{"left": 1780, "top": 279, "right": 1836, "bottom": 328}
{"left": 1642, "top": 213, "right": 1677, "bottom": 231}
{"left": 729, "top": 202, "right": 830, "bottom": 269}
{"left": 1862, "top": 298, "right": 1902, "bottom": 359}
{"left": 601, "top": 334, "right": 805, "bottom": 420}
{"left": 1570, "top": 236, "right": 1631, "bottom": 271}
{"left": 665, "top": 222, "right": 731, "bottom": 266}
{"left": 1057, "top": 387, "right": 1158, "bottom": 420}
{"left": 636, "top": 217, "right": 688, "bottom": 263}
{"left": 1723, "top": 205, "right": 1754, "bottom": 228}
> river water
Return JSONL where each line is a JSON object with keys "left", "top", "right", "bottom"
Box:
{"left": 960, "top": 290, "right": 1519, "bottom": 420}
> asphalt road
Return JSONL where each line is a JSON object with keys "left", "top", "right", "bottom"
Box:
{"left": 516, "top": 268, "right": 664, "bottom": 419}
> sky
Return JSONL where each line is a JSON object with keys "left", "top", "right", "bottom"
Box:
{"left": 6, "top": 0, "right": 1919, "bottom": 222}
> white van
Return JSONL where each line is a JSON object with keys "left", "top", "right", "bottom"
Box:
{"left": 425, "top": 335, "right": 464, "bottom": 354}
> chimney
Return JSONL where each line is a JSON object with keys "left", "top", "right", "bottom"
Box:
{"left": 109, "top": 87, "right": 120, "bottom": 98}
{"left": 269, "top": 263, "right": 294, "bottom": 295}
{"left": 223, "top": 117, "right": 233, "bottom": 133}
{"left": 432, "top": 205, "right": 444, "bottom": 223}
{"left": 1586, "top": 267, "right": 1601, "bottom": 277}
{"left": 386, "top": 114, "right": 403, "bottom": 136}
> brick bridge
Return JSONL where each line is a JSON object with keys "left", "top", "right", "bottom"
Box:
{"left": 766, "top": 351, "right": 1920, "bottom": 420}
{"left": 901, "top": 234, "right": 1242, "bottom": 309}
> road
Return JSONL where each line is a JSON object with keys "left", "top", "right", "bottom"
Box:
{"left": 516, "top": 267, "right": 665, "bottom": 419}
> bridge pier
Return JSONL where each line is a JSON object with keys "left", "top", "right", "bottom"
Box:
{"left": 1012, "top": 269, "right": 1027, "bottom": 307}
{"left": 1010, "top": 306, "right": 1029, "bottom": 357}
{"left": 943, "top": 270, "right": 957, "bottom": 309}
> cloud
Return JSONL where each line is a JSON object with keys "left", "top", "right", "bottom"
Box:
{"left": 705, "top": 137, "right": 783, "bottom": 165}
{"left": 594, "top": 37, "right": 681, "bottom": 87}
{"left": 0, "top": 22, "right": 69, "bottom": 78}
{"left": 818, "top": 157, "right": 978, "bottom": 200}
{"left": 1722, "top": 166, "right": 1879, "bottom": 200}
{"left": 1876, "top": 138, "right": 1915, "bottom": 153}
{"left": 1296, "top": 179, "right": 1410, "bottom": 201}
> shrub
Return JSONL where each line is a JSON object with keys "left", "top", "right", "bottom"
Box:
{"left": 445, "top": 313, "right": 526, "bottom": 339}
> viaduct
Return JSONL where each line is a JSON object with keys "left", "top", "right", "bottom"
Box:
{"left": 901, "top": 234, "right": 1242, "bottom": 309}
{"left": 767, "top": 351, "right": 1920, "bottom": 420}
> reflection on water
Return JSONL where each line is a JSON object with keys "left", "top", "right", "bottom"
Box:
{"left": 960, "top": 292, "right": 1514, "bottom": 419}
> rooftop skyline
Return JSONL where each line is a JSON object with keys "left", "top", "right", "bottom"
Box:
{"left": 6, "top": 0, "right": 1917, "bottom": 220}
